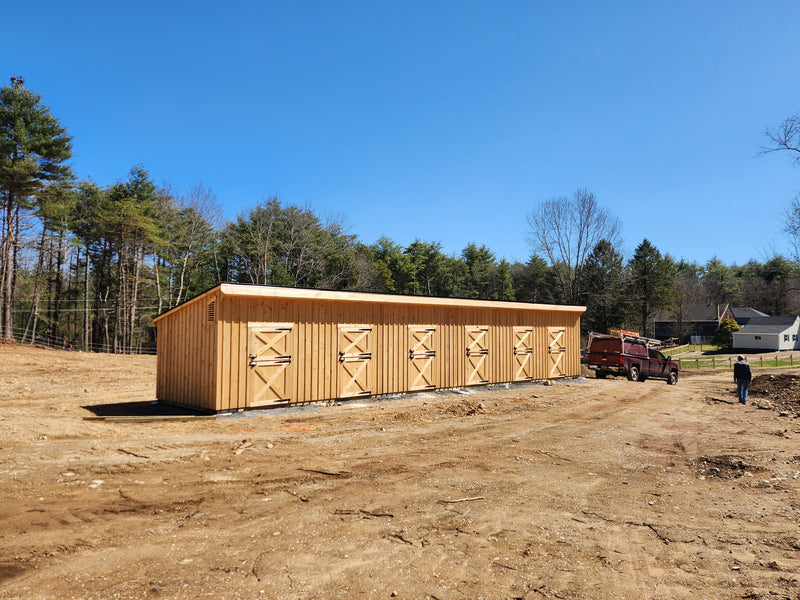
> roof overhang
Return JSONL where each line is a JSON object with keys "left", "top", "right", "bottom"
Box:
{"left": 154, "top": 283, "right": 586, "bottom": 324}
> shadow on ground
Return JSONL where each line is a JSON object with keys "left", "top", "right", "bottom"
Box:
{"left": 82, "top": 401, "right": 207, "bottom": 417}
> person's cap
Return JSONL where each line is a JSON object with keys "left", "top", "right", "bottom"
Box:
{"left": 737, "top": 355, "right": 744, "bottom": 360}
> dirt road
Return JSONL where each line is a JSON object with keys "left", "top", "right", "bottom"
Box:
{"left": 1, "top": 343, "right": 799, "bottom": 599}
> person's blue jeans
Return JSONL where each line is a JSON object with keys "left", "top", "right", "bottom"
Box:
{"left": 736, "top": 379, "right": 750, "bottom": 404}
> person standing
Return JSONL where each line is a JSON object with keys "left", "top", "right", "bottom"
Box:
{"left": 733, "top": 355, "right": 752, "bottom": 404}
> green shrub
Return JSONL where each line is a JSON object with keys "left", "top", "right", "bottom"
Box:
{"left": 711, "top": 318, "right": 740, "bottom": 348}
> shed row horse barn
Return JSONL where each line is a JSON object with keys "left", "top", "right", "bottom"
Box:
{"left": 153, "top": 284, "right": 585, "bottom": 412}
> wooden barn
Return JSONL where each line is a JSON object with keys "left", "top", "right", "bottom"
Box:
{"left": 153, "top": 284, "right": 585, "bottom": 412}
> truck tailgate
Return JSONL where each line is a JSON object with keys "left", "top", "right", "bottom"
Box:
{"left": 588, "top": 353, "right": 619, "bottom": 366}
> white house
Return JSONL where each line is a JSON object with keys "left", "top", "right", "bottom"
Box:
{"left": 732, "top": 316, "right": 800, "bottom": 351}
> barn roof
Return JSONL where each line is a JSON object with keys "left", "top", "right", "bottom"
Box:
{"left": 153, "top": 283, "right": 586, "bottom": 324}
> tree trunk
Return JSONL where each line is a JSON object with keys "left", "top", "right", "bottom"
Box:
{"left": 83, "top": 247, "right": 90, "bottom": 351}
{"left": 52, "top": 227, "right": 66, "bottom": 340}
{"left": 113, "top": 247, "right": 124, "bottom": 354}
{"left": 102, "top": 286, "right": 110, "bottom": 352}
{"left": 128, "top": 246, "right": 142, "bottom": 353}
{"left": 11, "top": 209, "right": 21, "bottom": 336}
{"left": 177, "top": 243, "right": 193, "bottom": 307}
{"left": 153, "top": 253, "right": 164, "bottom": 315}
{"left": 23, "top": 227, "right": 50, "bottom": 343}
{"left": 2, "top": 198, "right": 16, "bottom": 338}
{"left": 45, "top": 233, "right": 56, "bottom": 340}
{"left": 640, "top": 301, "right": 649, "bottom": 338}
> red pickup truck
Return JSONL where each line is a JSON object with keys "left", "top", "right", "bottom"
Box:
{"left": 586, "top": 332, "right": 678, "bottom": 385}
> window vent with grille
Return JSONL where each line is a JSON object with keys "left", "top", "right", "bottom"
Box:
{"left": 207, "top": 300, "right": 216, "bottom": 323}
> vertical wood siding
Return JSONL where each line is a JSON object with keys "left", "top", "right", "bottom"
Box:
{"left": 155, "top": 290, "right": 219, "bottom": 411}
{"left": 155, "top": 286, "right": 584, "bottom": 411}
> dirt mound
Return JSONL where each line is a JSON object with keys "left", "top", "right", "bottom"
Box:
{"left": 433, "top": 399, "right": 487, "bottom": 417}
{"left": 749, "top": 373, "right": 800, "bottom": 412}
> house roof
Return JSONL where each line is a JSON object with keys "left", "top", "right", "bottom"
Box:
{"left": 731, "top": 307, "right": 770, "bottom": 320}
{"left": 735, "top": 316, "right": 799, "bottom": 335}
{"left": 653, "top": 303, "right": 729, "bottom": 323}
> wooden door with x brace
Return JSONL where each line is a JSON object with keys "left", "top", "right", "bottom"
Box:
{"left": 547, "top": 326, "right": 566, "bottom": 378}
{"left": 513, "top": 326, "right": 534, "bottom": 381}
{"left": 465, "top": 325, "right": 490, "bottom": 386}
{"left": 338, "top": 325, "right": 373, "bottom": 398}
{"left": 246, "top": 323, "right": 295, "bottom": 407}
{"left": 408, "top": 325, "right": 437, "bottom": 391}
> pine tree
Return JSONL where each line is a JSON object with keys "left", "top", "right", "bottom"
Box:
{"left": 0, "top": 78, "right": 72, "bottom": 338}
{"left": 511, "top": 255, "right": 560, "bottom": 304}
{"left": 580, "top": 239, "right": 629, "bottom": 334}
{"left": 629, "top": 239, "right": 677, "bottom": 336}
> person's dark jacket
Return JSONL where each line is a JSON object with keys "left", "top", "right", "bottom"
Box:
{"left": 733, "top": 360, "right": 752, "bottom": 382}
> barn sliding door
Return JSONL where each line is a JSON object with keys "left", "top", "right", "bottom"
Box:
{"left": 513, "top": 326, "right": 534, "bottom": 381}
{"left": 409, "top": 325, "right": 436, "bottom": 391}
{"left": 547, "top": 326, "right": 566, "bottom": 378}
{"left": 338, "top": 325, "right": 373, "bottom": 398}
{"left": 247, "top": 323, "right": 294, "bottom": 407}
{"left": 465, "top": 326, "right": 489, "bottom": 385}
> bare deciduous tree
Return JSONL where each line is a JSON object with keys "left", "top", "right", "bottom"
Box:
{"left": 764, "top": 111, "right": 800, "bottom": 259}
{"left": 527, "top": 189, "right": 621, "bottom": 305}
{"left": 783, "top": 193, "right": 800, "bottom": 262}
{"left": 763, "top": 113, "right": 800, "bottom": 166}
{"left": 153, "top": 182, "right": 221, "bottom": 312}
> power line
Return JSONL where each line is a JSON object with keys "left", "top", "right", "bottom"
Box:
{"left": 7, "top": 327, "right": 156, "bottom": 355}
{"left": 10, "top": 306, "right": 163, "bottom": 314}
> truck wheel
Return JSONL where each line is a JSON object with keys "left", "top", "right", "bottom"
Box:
{"left": 627, "top": 366, "right": 639, "bottom": 381}
{"left": 667, "top": 371, "right": 678, "bottom": 385}
{"left": 595, "top": 371, "right": 607, "bottom": 379}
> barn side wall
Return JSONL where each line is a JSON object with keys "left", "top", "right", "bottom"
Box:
{"left": 155, "top": 290, "right": 219, "bottom": 411}
{"left": 206, "top": 293, "right": 582, "bottom": 411}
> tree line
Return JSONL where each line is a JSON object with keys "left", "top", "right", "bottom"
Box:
{"left": 2, "top": 79, "right": 799, "bottom": 352}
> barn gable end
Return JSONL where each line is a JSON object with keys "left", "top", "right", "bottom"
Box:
{"left": 153, "top": 284, "right": 585, "bottom": 411}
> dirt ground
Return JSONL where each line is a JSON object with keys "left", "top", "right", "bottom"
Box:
{"left": 1, "top": 343, "right": 799, "bottom": 600}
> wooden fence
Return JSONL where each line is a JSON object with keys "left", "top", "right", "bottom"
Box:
{"left": 677, "top": 355, "right": 799, "bottom": 371}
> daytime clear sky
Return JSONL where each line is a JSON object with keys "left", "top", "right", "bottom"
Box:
{"left": 3, "top": 1, "right": 799, "bottom": 267}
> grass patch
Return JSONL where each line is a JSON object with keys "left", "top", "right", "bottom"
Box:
{"left": 669, "top": 343, "right": 722, "bottom": 356}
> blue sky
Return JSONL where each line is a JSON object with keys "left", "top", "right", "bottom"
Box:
{"left": 3, "top": 1, "right": 800, "bottom": 266}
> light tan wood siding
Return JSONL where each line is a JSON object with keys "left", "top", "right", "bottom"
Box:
{"left": 154, "top": 285, "right": 584, "bottom": 411}
{"left": 155, "top": 289, "right": 219, "bottom": 411}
